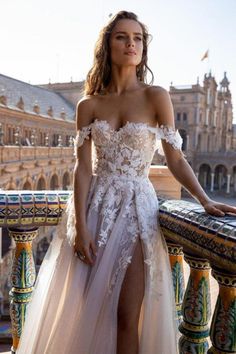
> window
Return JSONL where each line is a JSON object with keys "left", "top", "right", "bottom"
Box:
{"left": 176, "top": 113, "right": 181, "bottom": 121}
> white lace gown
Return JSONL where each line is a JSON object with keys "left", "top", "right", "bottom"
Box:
{"left": 16, "top": 119, "right": 183, "bottom": 354}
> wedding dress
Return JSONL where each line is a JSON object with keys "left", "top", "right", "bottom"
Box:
{"left": 16, "top": 118, "right": 183, "bottom": 354}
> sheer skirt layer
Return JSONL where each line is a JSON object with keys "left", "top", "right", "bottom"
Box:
{"left": 16, "top": 175, "right": 178, "bottom": 354}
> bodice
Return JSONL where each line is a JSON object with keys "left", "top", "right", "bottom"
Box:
{"left": 74, "top": 119, "right": 183, "bottom": 179}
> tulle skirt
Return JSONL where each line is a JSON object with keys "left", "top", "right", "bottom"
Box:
{"left": 16, "top": 175, "right": 178, "bottom": 354}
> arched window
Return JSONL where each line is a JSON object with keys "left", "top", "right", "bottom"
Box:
{"left": 37, "top": 177, "right": 46, "bottom": 190}
{"left": 50, "top": 174, "right": 59, "bottom": 190}
{"left": 62, "top": 172, "right": 70, "bottom": 190}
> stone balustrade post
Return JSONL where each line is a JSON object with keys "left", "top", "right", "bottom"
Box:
{"left": 226, "top": 174, "right": 231, "bottom": 194}
{"left": 8, "top": 227, "right": 38, "bottom": 354}
{"left": 208, "top": 269, "right": 236, "bottom": 354}
{"left": 167, "top": 241, "right": 185, "bottom": 322}
{"left": 179, "top": 254, "right": 211, "bottom": 354}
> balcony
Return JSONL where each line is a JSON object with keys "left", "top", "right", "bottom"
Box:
{"left": 0, "top": 145, "right": 73, "bottom": 164}
{"left": 0, "top": 187, "right": 235, "bottom": 354}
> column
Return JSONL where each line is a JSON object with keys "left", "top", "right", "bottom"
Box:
{"left": 8, "top": 227, "right": 38, "bottom": 353}
{"left": 226, "top": 174, "right": 231, "bottom": 194}
{"left": 179, "top": 254, "right": 211, "bottom": 354}
{"left": 208, "top": 269, "right": 236, "bottom": 353}
{"left": 210, "top": 173, "right": 215, "bottom": 192}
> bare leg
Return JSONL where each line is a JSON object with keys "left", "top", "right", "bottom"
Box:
{"left": 117, "top": 238, "right": 145, "bottom": 354}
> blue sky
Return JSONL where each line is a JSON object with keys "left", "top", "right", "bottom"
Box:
{"left": 1, "top": 0, "right": 235, "bottom": 121}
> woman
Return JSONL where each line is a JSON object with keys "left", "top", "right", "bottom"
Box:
{"left": 17, "top": 10, "right": 236, "bottom": 354}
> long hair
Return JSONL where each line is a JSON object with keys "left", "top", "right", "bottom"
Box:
{"left": 84, "top": 11, "right": 154, "bottom": 95}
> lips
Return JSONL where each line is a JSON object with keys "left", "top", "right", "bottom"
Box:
{"left": 124, "top": 51, "right": 136, "bottom": 55}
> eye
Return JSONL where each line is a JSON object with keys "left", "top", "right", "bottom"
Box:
{"left": 135, "top": 37, "right": 142, "bottom": 41}
{"left": 116, "top": 35, "right": 125, "bottom": 40}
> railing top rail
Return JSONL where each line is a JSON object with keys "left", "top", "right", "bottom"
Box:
{"left": 159, "top": 199, "right": 236, "bottom": 273}
{"left": 0, "top": 191, "right": 235, "bottom": 272}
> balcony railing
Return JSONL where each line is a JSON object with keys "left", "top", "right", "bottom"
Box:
{"left": 0, "top": 145, "right": 73, "bottom": 164}
{"left": 0, "top": 190, "right": 235, "bottom": 354}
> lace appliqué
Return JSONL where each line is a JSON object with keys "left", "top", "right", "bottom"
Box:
{"left": 73, "top": 125, "right": 92, "bottom": 157}
{"left": 156, "top": 125, "right": 183, "bottom": 156}
{"left": 68, "top": 119, "right": 174, "bottom": 301}
{"left": 144, "top": 237, "right": 164, "bottom": 299}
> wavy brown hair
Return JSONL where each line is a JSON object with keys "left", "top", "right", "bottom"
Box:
{"left": 84, "top": 11, "right": 154, "bottom": 95}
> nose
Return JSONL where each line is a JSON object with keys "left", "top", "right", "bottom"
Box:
{"left": 126, "top": 37, "right": 135, "bottom": 47}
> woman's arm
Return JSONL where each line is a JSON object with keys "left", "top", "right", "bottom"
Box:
{"left": 150, "top": 86, "right": 236, "bottom": 216}
{"left": 73, "top": 97, "right": 97, "bottom": 264}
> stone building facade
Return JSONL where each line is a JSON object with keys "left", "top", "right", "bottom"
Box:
{"left": 0, "top": 73, "right": 77, "bottom": 191}
{"left": 0, "top": 74, "right": 80, "bottom": 313}
{"left": 170, "top": 72, "right": 236, "bottom": 196}
{"left": 1, "top": 71, "right": 235, "bottom": 195}
{"left": 40, "top": 72, "right": 236, "bottom": 196}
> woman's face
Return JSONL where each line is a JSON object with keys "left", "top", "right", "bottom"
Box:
{"left": 109, "top": 19, "right": 143, "bottom": 68}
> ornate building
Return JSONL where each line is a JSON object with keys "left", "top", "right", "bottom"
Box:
{"left": 170, "top": 72, "right": 236, "bottom": 196}
{"left": 1, "top": 71, "right": 235, "bottom": 194}
{"left": 0, "top": 74, "right": 80, "bottom": 316}
{"left": 0, "top": 73, "right": 77, "bottom": 191}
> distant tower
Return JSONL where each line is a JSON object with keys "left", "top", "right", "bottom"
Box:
{"left": 218, "top": 72, "right": 233, "bottom": 151}
{"left": 220, "top": 71, "right": 230, "bottom": 93}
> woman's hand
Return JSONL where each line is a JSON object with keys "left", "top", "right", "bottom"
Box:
{"left": 201, "top": 198, "right": 236, "bottom": 217}
{"left": 74, "top": 228, "right": 97, "bottom": 266}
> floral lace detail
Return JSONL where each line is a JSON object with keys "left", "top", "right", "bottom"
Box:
{"left": 73, "top": 125, "right": 92, "bottom": 157}
{"left": 90, "top": 120, "right": 158, "bottom": 179}
{"left": 73, "top": 119, "right": 183, "bottom": 163}
{"left": 155, "top": 125, "right": 183, "bottom": 156}
{"left": 108, "top": 248, "right": 133, "bottom": 294}
{"left": 143, "top": 237, "right": 164, "bottom": 299}
{"left": 71, "top": 119, "right": 181, "bottom": 299}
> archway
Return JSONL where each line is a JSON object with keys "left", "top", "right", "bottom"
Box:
{"left": 198, "top": 164, "right": 211, "bottom": 190}
{"left": 214, "top": 165, "right": 227, "bottom": 192}
{"left": 50, "top": 174, "right": 59, "bottom": 190}
{"left": 22, "top": 181, "right": 32, "bottom": 190}
{"left": 37, "top": 177, "right": 46, "bottom": 190}
{"left": 62, "top": 172, "right": 70, "bottom": 190}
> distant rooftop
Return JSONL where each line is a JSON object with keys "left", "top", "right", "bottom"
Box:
{"left": 171, "top": 85, "right": 193, "bottom": 90}
{"left": 0, "top": 73, "right": 75, "bottom": 121}
{"left": 39, "top": 81, "right": 84, "bottom": 91}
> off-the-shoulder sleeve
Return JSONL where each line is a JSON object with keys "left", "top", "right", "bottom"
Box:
{"left": 155, "top": 125, "right": 183, "bottom": 156}
{"left": 73, "top": 124, "right": 92, "bottom": 157}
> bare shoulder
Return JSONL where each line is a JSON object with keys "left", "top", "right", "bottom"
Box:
{"left": 76, "top": 95, "right": 97, "bottom": 129}
{"left": 145, "top": 85, "right": 174, "bottom": 126}
{"left": 145, "top": 85, "right": 171, "bottom": 106}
